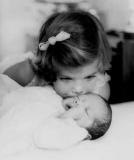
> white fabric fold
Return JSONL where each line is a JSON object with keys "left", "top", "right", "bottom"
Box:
{"left": 0, "top": 81, "right": 88, "bottom": 156}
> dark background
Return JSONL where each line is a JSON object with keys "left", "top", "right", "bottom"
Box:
{"left": 108, "top": 31, "right": 134, "bottom": 104}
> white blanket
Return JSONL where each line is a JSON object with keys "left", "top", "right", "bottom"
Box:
{"left": 0, "top": 74, "right": 134, "bottom": 160}
{"left": 0, "top": 74, "right": 88, "bottom": 157}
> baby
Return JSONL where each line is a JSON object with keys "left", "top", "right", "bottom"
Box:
{"left": 61, "top": 94, "right": 112, "bottom": 140}
{"left": 33, "top": 92, "right": 112, "bottom": 150}
{"left": 0, "top": 83, "right": 112, "bottom": 154}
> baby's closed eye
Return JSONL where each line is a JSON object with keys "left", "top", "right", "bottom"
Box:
{"left": 62, "top": 97, "right": 78, "bottom": 111}
{"left": 64, "top": 104, "right": 72, "bottom": 111}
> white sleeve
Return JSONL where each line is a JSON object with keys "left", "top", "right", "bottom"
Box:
{"left": 0, "top": 52, "right": 35, "bottom": 73}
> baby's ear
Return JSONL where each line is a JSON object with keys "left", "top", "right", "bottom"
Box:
{"left": 83, "top": 134, "right": 92, "bottom": 140}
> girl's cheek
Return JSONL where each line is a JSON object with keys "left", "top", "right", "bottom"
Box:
{"left": 86, "top": 78, "right": 98, "bottom": 92}
{"left": 60, "top": 81, "right": 73, "bottom": 90}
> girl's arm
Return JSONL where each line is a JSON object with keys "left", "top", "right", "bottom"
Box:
{"left": 3, "top": 59, "right": 35, "bottom": 86}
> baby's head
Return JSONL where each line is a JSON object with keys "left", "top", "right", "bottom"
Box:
{"left": 62, "top": 94, "right": 112, "bottom": 140}
{"left": 85, "top": 95, "right": 112, "bottom": 140}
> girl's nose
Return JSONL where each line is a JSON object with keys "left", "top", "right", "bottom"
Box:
{"left": 72, "top": 81, "right": 85, "bottom": 95}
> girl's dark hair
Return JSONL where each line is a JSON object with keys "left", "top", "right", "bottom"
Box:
{"left": 33, "top": 10, "right": 112, "bottom": 84}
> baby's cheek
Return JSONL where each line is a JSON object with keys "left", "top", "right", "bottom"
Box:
{"left": 77, "top": 97, "right": 89, "bottom": 107}
{"left": 73, "top": 109, "right": 91, "bottom": 128}
{"left": 76, "top": 116, "right": 93, "bottom": 128}
{"left": 86, "top": 78, "right": 98, "bottom": 93}
{"left": 60, "top": 108, "right": 80, "bottom": 119}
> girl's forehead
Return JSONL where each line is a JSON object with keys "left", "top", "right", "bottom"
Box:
{"left": 58, "top": 60, "right": 99, "bottom": 77}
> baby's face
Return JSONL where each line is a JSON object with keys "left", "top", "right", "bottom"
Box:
{"left": 61, "top": 94, "right": 107, "bottom": 129}
{"left": 61, "top": 105, "right": 93, "bottom": 128}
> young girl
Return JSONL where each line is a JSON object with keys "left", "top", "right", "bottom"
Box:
{"left": 0, "top": 10, "right": 112, "bottom": 140}
{"left": 2, "top": 10, "right": 112, "bottom": 101}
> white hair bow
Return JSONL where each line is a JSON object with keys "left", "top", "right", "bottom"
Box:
{"left": 39, "top": 31, "right": 70, "bottom": 51}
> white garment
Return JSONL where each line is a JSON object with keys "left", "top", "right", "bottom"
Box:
{"left": 0, "top": 52, "right": 35, "bottom": 74}
{"left": 0, "top": 86, "right": 88, "bottom": 155}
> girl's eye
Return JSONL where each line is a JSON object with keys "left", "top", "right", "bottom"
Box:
{"left": 59, "top": 77, "right": 72, "bottom": 81}
{"left": 85, "top": 75, "right": 96, "bottom": 80}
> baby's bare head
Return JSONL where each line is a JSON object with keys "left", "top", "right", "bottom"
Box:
{"left": 81, "top": 94, "right": 112, "bottom": 140}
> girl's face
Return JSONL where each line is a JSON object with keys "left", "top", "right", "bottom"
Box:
{"left": 53, "top": 60, "right": 99, "bottom": 98}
